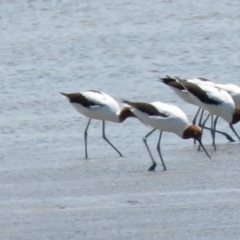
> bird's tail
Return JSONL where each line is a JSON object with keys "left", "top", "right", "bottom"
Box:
{"left": 59, "top": 92, "right": 71, "bottom": 98}
{"left": 122, "top": 99, "right": 131, "bottom": 104}
{"left": 159, "top": 75, "right": 177, "bottom": 84}
{"left": 121, "top": 99, "right": 136, "bottom": 108}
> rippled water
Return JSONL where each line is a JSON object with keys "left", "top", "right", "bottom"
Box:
{"left": 1, "top": 0, "right": 240, "bottom": 154}
{"left": 1, "top": 0, "right": 240, "bottom": 239}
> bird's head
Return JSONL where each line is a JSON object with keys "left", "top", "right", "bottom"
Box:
{"left": 182, "top": 125, "right": 202, "bottom": 140}
{"left": 232, "top": 108, "right": 240, "bottom": 124}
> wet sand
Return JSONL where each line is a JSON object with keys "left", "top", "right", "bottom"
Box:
{"left": 1, "top": 142, "right": 240, "bottom": 239}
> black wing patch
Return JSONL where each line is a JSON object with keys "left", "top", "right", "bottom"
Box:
{"left": 60, "top": 92, "right": 103, "bottom": 108}
{"left": 180, "top": 82, "right": 222, "bottom": 105}
{"left": 122, "top": 100, "right": 168, "bottom": 117}
{"left": 159, "top": 76, "right": 185, "bottom": 91}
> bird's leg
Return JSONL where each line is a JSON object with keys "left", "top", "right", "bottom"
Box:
{"left": 193, "top": 108, "right": 205, "bottom": 144}
{"left": 201, "top": 116, "right": 235, "bottom": 142}
{"left": 142, "top": 129, "right": 157, "bottom": 171}
{"left": 229, "top": 124, "right": 240, "bottom": 141}
{"left": 102, "top": 121, "right": 123, "bottom": 157}
{"left": 192, "top": 107, "right": 201, "bottom": 125}
{"left": 212, "top": 116, "right": 220, "bottom": 150}
{"left": 84, "top": 118, "right": 92, "bottom": 159}
{"left": 198, "top": 113, "right": 211, "bottom": 151}
{"left": 201, "top": 126, "right": 235, "bottom": 142}
{"left": 156, "top": 131, "right": 167, "bottom": 171}
{"left": 202, "top": 113, "right": 211, "bottom": 127}
{"left": 213, "top": 115, "right": 219, "bottom": 130}
{"left": 198, "top": 108, "right": 205, "bottom": 127}
{"left": 211, "top": 115, "right": 217, "bottom": 151}
{"left": 193, "top": 107, "right": 201, "bottom": 145}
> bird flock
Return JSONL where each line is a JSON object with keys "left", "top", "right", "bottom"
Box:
{"left": 60, "top": 76, "right": 240, "bottom": 171}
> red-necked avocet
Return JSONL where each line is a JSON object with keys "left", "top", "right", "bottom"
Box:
{"left": 60, "top": 90, "right": 135, "bottom": 158}
{"left": 178, "top": 81, "right": 240, "bottom": 150}
{"left": 160, "top": 76, "right": 214, "bottom": 125}
{"left": 122, "top": 99, "right": 212, "bottom": 171}
{"left": 159, "top": 76, "right": 234, "bottom": 144}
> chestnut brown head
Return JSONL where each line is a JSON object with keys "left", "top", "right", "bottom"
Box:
{"left": 232, "top": 108, "right": 240, "bottom": 124}
{"left": 183, "top": 125, "right": 212, "bottom": 160}
{"left": 182, "top": 125, "right": 202, "bottom": 140}
{"left": 119, "top": 106, "right": 136, "bottom": 122}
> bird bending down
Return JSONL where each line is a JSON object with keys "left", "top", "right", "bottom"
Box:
{"left": 122, "top": 99, "right": 212, "bottom": 171}
{"left": 159, "top": 76, "right": 214, "bottom": 126}
{"left": 159, "top": 76, "right": 234, "bottom": 145}
{"left": 178, "top": 81, "right": 240, "bottom": 150}
{"left": 60, "top": 90, "right": 135, "bottom": 158}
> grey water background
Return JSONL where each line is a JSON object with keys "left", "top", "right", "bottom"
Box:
{"left": 1, "top": 0, "right": 240, "bottom": 239}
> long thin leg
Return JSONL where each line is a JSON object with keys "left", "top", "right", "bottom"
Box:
{"left": 156, "top": 131, "right": 167, "bottom": 171}
{"left": 201, "top": 126, "right": 235, "bottom": 142}
{"left": 201, "top": 113, "right": 211, "bottom": 128}
{"left": 194, "top": 108, "right": 205, "bottom": 145}
{"left": 84, "top": 118, "right": 92, "bottom": 159}
{"left": 213, "top": 116, "right": 219, "bottom": 130}
{"left": 212, "top": 116, "right": 219, "bottom": 149}
{"left": 192, "top": 107, "right": 201, "bottom": 125}
{"left": 102, "top": 121, "right": 123, "bottom": 157}
{"left": 198, "top": 113, "right": 211, "bottom": 151}
{"left": 198, "top": 108, "right": 205, "bottom": 127}
{"left": 229, "top": 124, "right": 240, "bottom": 140}
{"left": 142, "top": 129, "right": 157, "bottom": 171}
{"left": 210, "top": 115, "right": 217, "bottom": 151}
{"left": 201, "top": 114, "right": 235, "bottom": 142}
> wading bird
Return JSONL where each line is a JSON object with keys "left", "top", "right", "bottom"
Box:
{"left": 160, "top": 76, "right": 214, "bottom": 126}
{"left": 60, "top": 90, "right": 135, "bottom": 158}
{"left": 178, "top": 81, "right": 240, "bottom": 150}
{"left": 122, "top": 99, "right": 212, "bottom": 171}
{"left": 159, "top": 76, "right": 234, "bottom": 144}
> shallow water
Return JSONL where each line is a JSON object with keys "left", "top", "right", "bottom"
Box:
{"left": 1, "top": 0, "right": 240, "bottom": 239}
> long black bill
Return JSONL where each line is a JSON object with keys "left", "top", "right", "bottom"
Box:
{"left": 197, "top": 139, "right": 213, "bottom": 160}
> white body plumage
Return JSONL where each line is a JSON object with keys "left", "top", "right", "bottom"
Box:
{"left": 184, "top": 84, "right": 235, "bottom": 123}
{"left": 129, "top": 102, "right": 189, "bottom": 138}
{"left": 63, "top": 91, "right": 122, "bottom": 123}
{"left": 214, "top": 83, "right": 240, "bottom": 108}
